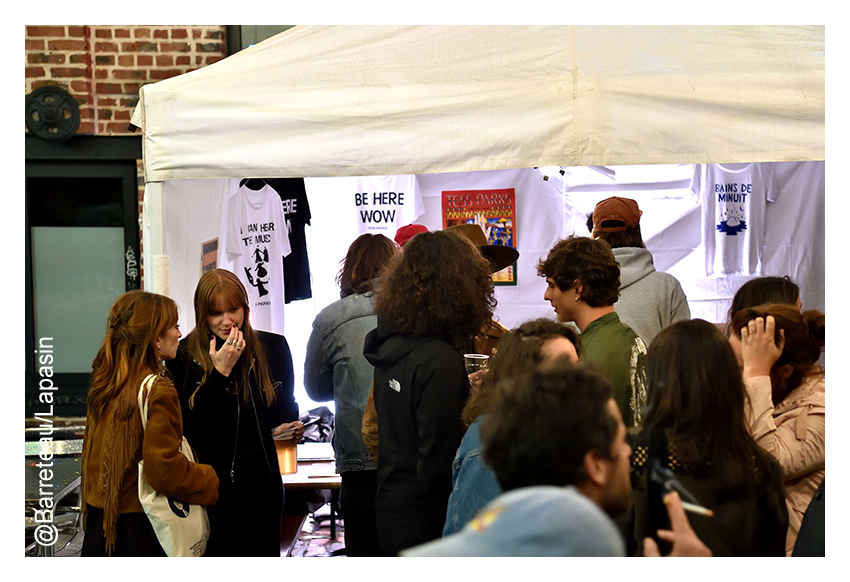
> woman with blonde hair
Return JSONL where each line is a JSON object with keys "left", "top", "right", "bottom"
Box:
{"left": 81, "top": 290, "right": 219, "bottom": 556}
{"left": 166, "top": 268, "right": 302, "bottom": 556}
{"left": 729, "top": 304, "right": 825, "bottom": 555}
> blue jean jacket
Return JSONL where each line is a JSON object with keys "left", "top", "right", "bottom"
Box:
{"left": 442, "top": 416, "right": 502, "bottom": 536}
{"left": 304, "top": 292, "right": 378, "bottom": 473}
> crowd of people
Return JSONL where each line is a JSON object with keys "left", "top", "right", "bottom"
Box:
{"left": 79, "top": 195, "right": 825, "bottom": 558}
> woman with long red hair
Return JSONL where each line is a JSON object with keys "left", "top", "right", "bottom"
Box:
{"left": 81, "top": 290, "right": 219, "bottom": 556}
{"left": 166, "top": 269, "right": 302, "bottom": 556}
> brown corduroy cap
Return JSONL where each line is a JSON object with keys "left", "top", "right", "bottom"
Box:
{"left": 592, "top": 197, "right": 642, "bottom": 233}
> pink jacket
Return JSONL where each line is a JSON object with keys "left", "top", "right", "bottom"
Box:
{"left": 745, "top": 373, "right": 825, "bottom": 556}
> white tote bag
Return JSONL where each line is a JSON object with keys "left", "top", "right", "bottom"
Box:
{"left": 137, "top": 374, "right": 210, "bottom": 557}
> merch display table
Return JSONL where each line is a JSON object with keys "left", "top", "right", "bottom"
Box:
{"left": 280, "top": 443, "right": 342, "bottom": 550}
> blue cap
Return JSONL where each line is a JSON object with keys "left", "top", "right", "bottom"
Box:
{"left": 403, "top": 486, "right": 625, "bottom": 557}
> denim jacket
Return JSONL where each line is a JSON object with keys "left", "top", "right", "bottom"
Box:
{"left": 442, "top": 416, "right": 502, "bottom": 536}
{"left": 304, "top": 292, "right": 378, "bottom": 473}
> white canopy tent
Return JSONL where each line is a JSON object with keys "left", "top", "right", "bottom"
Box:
{"left": 133, "top": 25, "right": 823, "bottom": 182}
{"left": 131, "top": 24, "right": 825, "bottom": 410}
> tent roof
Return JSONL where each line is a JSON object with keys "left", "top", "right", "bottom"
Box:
{"left": 132, "top": 25, "right": 824, "bottom": 182}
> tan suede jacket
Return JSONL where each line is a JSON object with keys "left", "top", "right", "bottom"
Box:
{"left": 82, "top": 374, "right": 220, "bottom": 548}
{"left": 745, "top": 373, "right": 825, "bottom": 556}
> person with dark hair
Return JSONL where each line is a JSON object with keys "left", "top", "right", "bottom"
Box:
{"left": 442, "top": 318, "right": 581, "bottom": 536}
{"left": 81, "top": 291, "right": 219, "bottom": 556}
{"left": 303, "top": 233, "right": 399, "bottom": 556}
{"left": 405, "top": 360, "right": 711, "bottom": 557}
{"left": 629, "top": 319, "right": 788, "bottom": 556}
{"left": 363, "top": 229, "right": 496, "bottom": 556}
{"left": 165, "top": 269, "right": 302, "bottom": 556}
{"left": 537, "top": 235, "right": 648, "bottom": 427}
{"left": 729, "top": 304, "right": 825, "bottom": 555}
{"left": 591, "top": 196, "right": 690, "bottom": 345}
{"left": 727, "top": 275, "right": 801, "bottom": 329}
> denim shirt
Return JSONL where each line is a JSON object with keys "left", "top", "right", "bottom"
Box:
{"left": 304, "top": 292, "right": 378, "bottom": 473}
{"left": 442, "top": 416, "right": 502, "bottom": 536}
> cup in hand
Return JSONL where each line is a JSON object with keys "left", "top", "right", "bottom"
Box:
{"left": 273, "top": 431, "right": 298, "bottom": 475}
{"left": 463, "top": 353, "right": 489, "bottom": 375}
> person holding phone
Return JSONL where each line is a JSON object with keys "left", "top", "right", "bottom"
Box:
{"left": 166, "top": 269, "right": 303, "bottom": 556}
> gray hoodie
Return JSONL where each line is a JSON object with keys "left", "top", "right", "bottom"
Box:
{"left": 612, "top": 247, "right": 690, "bottom": 346}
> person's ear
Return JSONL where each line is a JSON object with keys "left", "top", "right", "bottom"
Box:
{"left": 775, "top": 364, "right": 794, "bottom": 382}
{"left": 573, "top": 280, "right": 584, "bottom": 298}
{"left": 582, "top": 449, "right": 609, "bottom": 488}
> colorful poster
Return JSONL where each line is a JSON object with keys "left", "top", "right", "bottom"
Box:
{"left": 442, "top": 188, "right": 517, "bottom": 285}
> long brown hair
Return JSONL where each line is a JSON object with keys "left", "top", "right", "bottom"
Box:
{"left": 462, "top": 319, "right": 580, "bottom": 426}
{"left": 375, "top": 229, "right": 496, "bottom": 352}
{"left": 185, "top": 269, "right": 276, "bottom": 407}
{"left": 730, "top": 304, "right": 825, "bottom": 394}
{"left": 336, "top": 233, "right": 400, "bottom": 298}
{"left": 644, "top": 319, "right": 776, "bottom": 500}
{"left": 87, "top": 290, "right": 178, "bottom": 422}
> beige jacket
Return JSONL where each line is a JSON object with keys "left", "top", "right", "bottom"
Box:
{"left": 745, "top": 373, "right": 825, "bottom": 556}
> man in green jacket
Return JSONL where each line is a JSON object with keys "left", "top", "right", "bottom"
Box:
{"left": 537, "top": 235, "right": 648, "bottom": 427}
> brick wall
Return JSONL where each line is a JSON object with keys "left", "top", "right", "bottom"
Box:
{"left": 25, "top": 25, "right": 228, "bottom": 136}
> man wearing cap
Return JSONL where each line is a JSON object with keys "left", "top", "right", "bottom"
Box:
{"left": 591, "top": 197, "right": 690, "bottom": 345}
{"left": 403, "top": 360, "right": 710, "bottom": 557}
{"left": 537, "top": 235, "right": 648, "bottom": 428}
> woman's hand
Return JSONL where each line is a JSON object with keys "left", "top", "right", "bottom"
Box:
{"left": 209, "top": 326, "right": 245, "bottom": 377}
{"left": 272, "top": 421, "right": 305, "bottom": 443}
{"left": 468, "top": 369, "right": 488, "bottom": 395}
{"left": 740, "top": 315, "right": 784, "bottom": 378}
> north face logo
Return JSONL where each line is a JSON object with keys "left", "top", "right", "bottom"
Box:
{"left": 389, "top": 378, "right": 401, "bottom": 392}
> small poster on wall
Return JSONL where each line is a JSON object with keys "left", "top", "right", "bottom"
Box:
{"left": 442, "top": 188, "right": 517, "bottom": 285}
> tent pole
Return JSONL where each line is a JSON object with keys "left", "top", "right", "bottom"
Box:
{"left": 141, "top": 181, "right": 171, "bottom": 297}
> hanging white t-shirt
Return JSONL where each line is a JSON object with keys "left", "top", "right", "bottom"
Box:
{"left": 220, "top": 184, "right": 292, "bottom": 334}
{"left": 691, "top": 163, "right": 777, "bottom": 276}
{"left": 353, "top": 175, "right": 423, "bottom": 236}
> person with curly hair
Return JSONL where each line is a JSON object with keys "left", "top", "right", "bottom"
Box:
{"left": 363, "top": 228, "right": 496, "bottom": 556}
{"left": 537, "top": 235, "right": 648, "bottom": 427}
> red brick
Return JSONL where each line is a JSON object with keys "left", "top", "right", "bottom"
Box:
{"left": 160, "top": 42, "right": 190, "bottom": 53}
{"left": 95, "top": 28, "right": 112, "bottom": 38}
{"left": 171, "top": 29, "right": 188, "bottom": 39}
{"left": 68, "top": 26, "right": 86, "bottom": 37}
{"left": 94, "top": 69, "right": 108, "bottom": 80}
{"left": 51, "top": 67, "right": 88, "bottom": 78}
{"left": 25, "top": 66, "right": 46, "bottom": 78}
{"left": 71, "top": 53, "right": 91, "bottom": 64}
{"left": 153, "top": 29, "right": 168, "bottom": 39}
{"left": 77, "top": 121, "right": 96, "bottom": 134}
{"left": 149, "top": 69, "right": 183, "bottom": 80}
{"left": 121, "top": 41, "right": 158, "bottom": 52}
{"left": 113, "top": 69, "right": 147, "bottom": 81}
{"left": 175, "top": 55, "right": 191, "bottom": 66}
{"left": 27, "top": 53, "right": 63, "bottom": 64}
{"left": 205, "top": 55, "right": 225, "bottom": 66}
{"left": 156, "top": 54, "right": 173, "bottom": 67}
{"left": 28, "top": 26, "right": 66, "bottom": 37}
{"left": 114, "top": 28, "right": 131, "bottom": 38}
{"left": 95, "top": 82, "right": 124, "bottom": 94}
{"left": 134, "top": 28, "right": 151, "bottom": 39}
{"left": 26, "top": 39, "right": 45, "bottom": 50}
{"left": 93, "top": 54, "right": 113, "bottom": 65}
{"left": 48, "top": 39, "right": 87, "bottom": 51}
{"left": 99, "top": 97, "right": 117, "bottom": 106}
{"left": 95, "top": 41, "right": 119, "bottom": 52}
{"left": 70, "top": 80, "right": 91, "bottom": 92}
{"left": 118, "top": 55, "right": 135, "bottom": 66}
{"left": 98, "top": 108, "right": 114, "bottom": 120}
{"left": 137, "top": 55, "right": 153, "bottom": 66}
{"left": 114, "top": 109, "right": 131, "bottom": 121}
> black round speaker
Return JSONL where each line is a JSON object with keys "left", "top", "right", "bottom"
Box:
{"left": 25, "top": 85, "right": 81, "bottom": 141}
